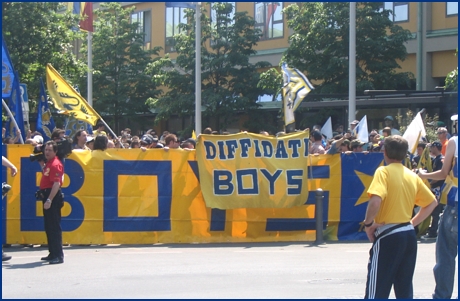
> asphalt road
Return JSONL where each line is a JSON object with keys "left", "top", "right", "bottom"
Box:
{"left": 2, "top": 240, "right": 457, "bottom": 299}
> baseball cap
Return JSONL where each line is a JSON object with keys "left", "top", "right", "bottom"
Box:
{"left": 384, "top": 116, "right": 394, "bottom": 121}
{"left": 430, "top": 141, "right": 442, "bottom": 150}
{"left": 350, "top": 120, "right": 359, "bottom": 125}
{"left": 32, "top": 135, "right": 44, "bottom": 144}
{"left": 141, "top": 134, "right": 154, "bottom": 145}
{"left": 451, "top": 114, "right": 458, "bottom": 121}
{"left": 86, "top": 136, "right": 95, "bottom": 143}
{"left": 351, "top": 139, "right": 366, "bottom": 148}
{"left": 432, "top": 121, "right": 445, "bottom": 127}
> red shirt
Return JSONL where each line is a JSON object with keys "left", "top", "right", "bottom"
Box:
{"left": 39, "top": 156, "right": 64, "bottom": 189}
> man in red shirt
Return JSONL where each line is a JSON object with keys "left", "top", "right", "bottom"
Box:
{"left": 38, "top": 141, "right": 64, "bottom": 264}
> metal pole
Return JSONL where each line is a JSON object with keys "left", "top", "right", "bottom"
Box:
{"left": 87, "top": 31, "right": 93, "bottom": 106}
{"left": 2, "top": 99, "right": 24, "bottom": 144}
{"left": 195, "top": 2, "right": 202, "bottom": 136}
{"left": 98, "top": 118, "right": 125, "bottom": 149}
{"left": 315, "top": 188, "right": 324, "bottom": 244}
{"left": 348, "top": 2, "right": 356, "bottom": 127}
{"left": 416, "top": 3, "right": 423, "bottom": 91}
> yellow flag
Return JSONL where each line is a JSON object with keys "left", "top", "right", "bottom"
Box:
{"left": 191, "top": 130, "right": 196, "bottom": 139}
{"left": 46, "top": 64, "right": 100, "bottom": 126}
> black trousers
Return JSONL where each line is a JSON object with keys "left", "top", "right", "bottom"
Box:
{"left": 365, "top": 228, "right": 417, "bottom": 299}
{"left": 41, "top": 188, "right": 64, "bottom": 259}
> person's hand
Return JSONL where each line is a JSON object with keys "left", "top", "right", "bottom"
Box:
{"left": 10, "top": 166, "right": 17, "bottom": 177}
{"left": 140, "top": 146, "right": 147, "bottom": 152}
{"left": 365, "top": 222, "right": 384, "bottom": 243}
{"left": 43, "top": 199, "right": 51, "bottom": 210}
{"left": 344, "top": 132, "right": 351, "bottom": 139}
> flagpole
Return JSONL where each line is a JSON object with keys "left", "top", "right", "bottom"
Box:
{"left": 97, "top": 118, "right": 125, "bottom": 148}
{"left": 348, "top": 2, "right": 356, "bottom": 127}
{"left": 87, "top": 31, "right": 93, "bottom": 107}
{"left": 2, "top": 99, "right": 24, "bottom": 144}
{"left": 195, "top": 2, "right": 202, "bottom": 136}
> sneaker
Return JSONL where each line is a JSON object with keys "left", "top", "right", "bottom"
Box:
{"left": 2, "top": 253, "right": 12, "bottom": 261}
{"left": 421, "top": 234, "right": 437, "bottom": 239}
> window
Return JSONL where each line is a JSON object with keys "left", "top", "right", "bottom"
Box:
{"left": 210, "top": 2, "right": 235, "bottom": 46}
{"left": 447, "top": 2, "right": 458, "bottom": 16}
{"left": 254, "top": 2, "right": 283, "bottom": 40}
{"left": 380, "top": 2, "right": 409, "bottom": 22}
{"left": 165, "top": 6, "right": 189, "bottom": 52}
{"left": 131, "top": 11, "right": 152, "bottom": 46}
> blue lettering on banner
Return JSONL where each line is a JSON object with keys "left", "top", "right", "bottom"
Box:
{"left": 288, "top": 140, "right": 301, "bottom": 158}
{"left": 239, "top": 138, "right": 251, "bottom": 158}
{"left": 225, "top": 140, "right": 238, "bottom": 159}
{"left": 260, "top": 169, "right": 282, "bottom": 195}
{"left": 20, "top": 158, "right": 85, "bottom": 232}
{"left": 286, "top": 170, "right": 302, "bottom": 195}
{"left": 204, "top": 141, "right": 216, "bottom": 159}
{"left": 214, "top": 170, "right": 234, "bottom": 195}
{"left": 236, "top": 169, "right": 258, "bottom": 195}
{"left": 275, "top": 140, "right": 288, "bottom": 159}
{"left": 103, "top": 160, "right": 172, "bottom": 232}
{"left": 265, "top": 165, "right": 330, "bottom": 231}
{"left": 261, "top": 140, "right": 273, "bottom": 157}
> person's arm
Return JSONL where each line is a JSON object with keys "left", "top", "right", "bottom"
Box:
{"left": 419, "top": 138, "right": 455, "bottom": 181}
{"left": 364, "top": 195, "right": 384, "bottom": 243}
{"left": 43, "top": 181, "right": 61, "bottom": 210}
{"left": 2, "top": 156, "right": 17, "bottom": 177}
{"left": 411, "top": 200, "right": 437, "bottom": 227}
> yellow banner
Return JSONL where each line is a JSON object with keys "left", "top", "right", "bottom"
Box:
{"left": 2, "top": 144, "right": 384, "bottom": 244}
{"left": 46, "top": 64, "right": 100, "bottom": 126}
{"left": 196, "top": 131, "right": 310, "bottom": 209}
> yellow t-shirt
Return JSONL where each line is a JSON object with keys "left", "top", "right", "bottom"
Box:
{"left": 367, "top": 163, "right": 435, "bottom": 224}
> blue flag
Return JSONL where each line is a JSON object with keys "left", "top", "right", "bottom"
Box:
{"left": 2, "top": 35, "right": 15, "bottom": 98}
{"left": 36, "top": 78, "right": 56, "bottom": 141}
{"left": 165, "top": 2, "right": 196, "bottom": 9}
{"left": 4, "top": 71, "right": 26, "bottom": 141}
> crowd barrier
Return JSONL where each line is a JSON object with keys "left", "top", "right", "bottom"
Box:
{"left": 2, "top": 138, "right": 383, "bottom": 244}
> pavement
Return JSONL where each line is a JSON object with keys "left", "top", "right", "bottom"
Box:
{"left": 2, "top": 239, "right": 457, "bottom": 299}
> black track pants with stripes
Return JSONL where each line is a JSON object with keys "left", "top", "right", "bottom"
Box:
{"left": 364, "top": 229, "right": 417, "bottom": 299}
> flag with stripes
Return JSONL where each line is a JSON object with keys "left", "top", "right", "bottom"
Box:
{"left": 281, "top": 62, "right": 314, "bottom": 132}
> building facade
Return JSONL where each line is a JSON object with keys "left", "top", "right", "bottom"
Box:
{"left": 95, "top": 2, "right": 457, "bottom": 134}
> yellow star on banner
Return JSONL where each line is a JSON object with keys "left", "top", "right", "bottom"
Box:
{"left": 354, "top": 171, "right": 375, "bottom": 206}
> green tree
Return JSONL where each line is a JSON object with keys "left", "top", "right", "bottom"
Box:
{"left": 2, "top": 2, "right": 87, "bottom": 112}
{"left": 146, "top": 3, "right": 271, "bottom": 133}
{"left": 266, "top": 2, "right": 414, "bottom": 95}
{"left": 81, "top": 3, "right": 162, "bottom": 133}
{"left": 445, "top": 49, "right": 458, "bottom": 91}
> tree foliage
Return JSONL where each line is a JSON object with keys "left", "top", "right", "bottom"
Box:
{"left": 445, "top": 49, "right": 458, "bottom": 91}
{"left": 79, "top": 3, "right": 161, "bottom": 132}
{"left": 2, "top": 2, "right": 87, "bottom": 111}
{"left": 146, "top": 2, "right": 271, "bottom": 132}
{"left": 260, "top": 2, "right": 414, "bottom": 96}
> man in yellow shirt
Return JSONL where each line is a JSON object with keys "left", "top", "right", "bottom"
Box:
{"left": 363, "top": 135, "right": 437, "bottom": 299}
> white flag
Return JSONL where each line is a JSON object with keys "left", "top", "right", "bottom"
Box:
{"left": 321, "top": 117, "right": 333, "bottom": 140}
{"left": 354, "top": 115, "right": 369, "bottom": 143}
{"left": 403, "top": 112, "right": 426, "bottom": 154}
